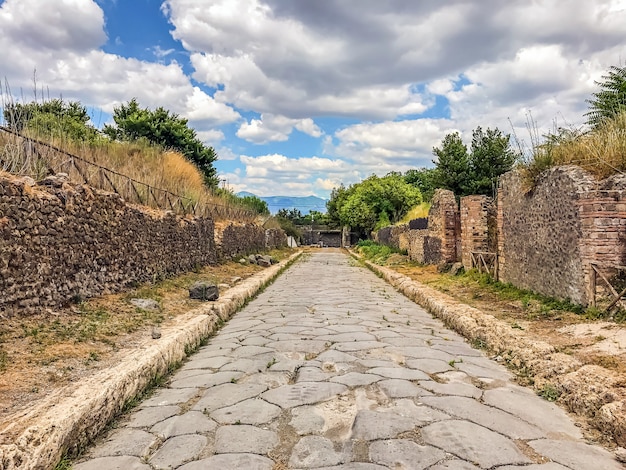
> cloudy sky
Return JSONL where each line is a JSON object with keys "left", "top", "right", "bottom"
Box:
{"left": 1, "top": 0, "right": 625, "bottom": 199}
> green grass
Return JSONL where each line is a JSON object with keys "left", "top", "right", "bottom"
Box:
{"left": 356, "top": 240, "right": 407, "bottom": 264}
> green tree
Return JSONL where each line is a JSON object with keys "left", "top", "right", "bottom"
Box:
{"left": 586, "top": 65, "right": 626, "bottom": 128}
{"left": 328, "top": 174, "right": 422, "bottom": 234}
{"left": 3, "top": 99, "right": 100, "bottom": 142}
{"left": 238, "top": 195, "right": 269, "bottom": 215}
{"left": 104, "top": 99, "right": 218, "bottom": 187}
{"left": 404, "top": 168, "right": 437, "bottom": 202}
{"left": 468, "top": 126, "right": 517, "bottom": 196}
{"left": 431, "top": 132, "right": 471, "bottom": 196}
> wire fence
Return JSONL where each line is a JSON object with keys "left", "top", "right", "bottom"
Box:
{"left": 0, "top": 126, "right": 257, "bottom": 221}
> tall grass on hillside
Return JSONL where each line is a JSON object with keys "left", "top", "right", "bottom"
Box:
{"left": 522, "top": 111, "right": 626, "bottom": 188}
{"left": 0, "top": 95, "right": 256, "bottom": 222}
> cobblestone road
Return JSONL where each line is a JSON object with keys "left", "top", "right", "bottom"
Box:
{"left": 74, "top": 251, "right": 621, "bottom": 469}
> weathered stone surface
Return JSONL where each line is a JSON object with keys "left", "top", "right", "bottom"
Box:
{"left": 420, "top": 396, "right": 545, "bottom": 439}
{"left": 189, "top": 281, "right": 219, "bottom": 301}
{"left": 141, "top": 387, "right": 199, "bottom": 407}
{"left": 262, "top": 382, "right": 348, "bottom": 408}
{"left": 74, "top": 456, "right": 151, "bottom": 470}
{"left": 149, "top": 435, "right": 207, "bottom": 469}
{"left": 150, "top": 411, "right": 217, "bottom": 438}
{"left": 91, "top": 429, "right": 157, "bottom": 458}
{"left": 289, "top": 436, "right": 345, "bottom": 468}
{"left": 214, "top": 425, "right": 278, "bottom": 454}
{"left": 369, "top": 440, "right": 445, "bottom": 469}
{"left": 329, "top": 372, "right": 383, "bottom": 387}
{"left": 178, "top": 453, "right": 274, "bottom": 469}
{"left": 528, "top": 439, "right": 624, "bottom": 470}
{"left": 211, "top": 398, "right": 282, "bottom": 425}
{"left": 170, "top": 370, "right": 243, "bottom": 389}
{"left": 193, "top": 382, "right": 268, "bottom": 413}
{"left": 366, "top": 367, "right": 429, "bottom": 381}
{"left": 350, "top": 410, "right": 416, "bottom": 440}
{"left": 421, "top": 420, "right": 531, "bottom": 468}
{"left": 126, "top": 406, "right": 180, "bottom": 428}
{"left": 377, "top": 379, "right": 427, "bottom": 398}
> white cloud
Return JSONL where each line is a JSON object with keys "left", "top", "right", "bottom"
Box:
{"left": 237, "top": 114, "right": 322, "bottom": 144}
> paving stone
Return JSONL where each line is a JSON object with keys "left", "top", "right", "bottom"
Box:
{"left": 421, "top": 420, "right": 531, "bottom": 468}
{"left": 318, "top": 332, "right": 378, "bottom": 342}
{"left": 193, "top": 382, "right": 268, "bottom": 413}
{"left": 240, "top": 371, "right": 292, "bottom": 388}
{"left": 387, "top": 399, "right": 450, "bottom": 423}
{"left": 333, "top": 341, "right": 389, "bottom": 351}
{"left": 74, "top": 456, "right": 151, "bottom": 470}
{"left": 430, "top": 343, "right": 484, "bottom": 357}
{"left": 150, "top": 411, "right": 217, "bottom": 438}
{"left": 380, "top": 337, "right": 429, "bottom": 347}
{"left": 315, "top": 350, "right": 361, "bottom": 363}
{"left": 482, "top": 385, "right": 583, "bottom": 439}
{"left": 366, "top": 367, "right": 429, "bottom": 381}
{"left": 405, "top": 358, "right": 454, "bottom": 374}
{"left": 230, "top": 345, "right": 276, "bottom": 358}
{"left": 267, "top": 339, "right": 330, "bottom": 354}
{"left": 178, "top": 355, "right": 232, "bottom": 370}
{"left": 220, "top": 358, "right": 268, "bottom": 374}
{"left": 418, "top": 380, "right": 482, "bottom": 399}
{"left": 91, "top": 429, "right": 157, "bottom": 458}
{"left": 214, "top": 425, "right": 278, "bottom": 454}
{"left": 329, "top": 372, "right": 383, "bottom": 387}
{"left": 126, "top": 405, "right": 179, "bottom": 428}
{"left": 241, "top": 335, "right": 270, "bottom": 346}
{"left": 497, "top": 464, "right": 570, "bottom": 470}
{"left": 377, "top": 379, "right": 429, "bottom": 398}
{"left": 357, "top": 359, "right": 399, "bottom": 368}
{"left": 315, "top": 465, "right": 387, "bottom": 470}
{"left": 350, "top": 410, "right": 416, "bottom": 440}
{"left": 297, "top": 366, "right": 337, "bottom": 382}
{"left": 429, "top": 460, "right": 483, "bottom": 469}
{"left": 178, "top": 453, "right": 275, "bottom": 469}
{"left": 386, "top": 347, "right": 456, "bottom": 361}
{"left": 262, "top": 382, "right": 348, "bottom": 408}
{"left": 289, "top": 436, "right": 345, "bottom": 468}
{"left": 290, "top": 406, "right": 327, "bottom": 435}
{"left": 141, "top": 387, "right": 199, "bottom": 407}
{"left": 420, "top": 396, "right": 545, "bottom": 439}
{"left": 369, "top": 439, "right": 445, "bottom": 469}
{"left": 528, "top": 439, "right": 623, "bottom": 470}
{"left": 454, "top": 360, "right": 513, "bottom": 380}
{"left": 170, "top": 370, "right": 244, "bottom": 388}
{"left": 149, "top": 434, "right": 207, "bottom": 469}
{"left": 268, "top": 358, "right": 304, "bottom": 372}
{"left": 211, "top": 397, "right": 282, "bottom": 424}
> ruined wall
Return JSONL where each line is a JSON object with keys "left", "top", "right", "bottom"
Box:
{"left": 216, "top": 223, "right": 266, "bottom": 260}
{"left": 0, "top": 174, "right": 216, "bottom": 315}
{"left": 498, "top": 167, "right": 596, "bottom": 304}
{"left": 265, "top": 228, "right": 288, "bottom": 250}
{"left": 460, "top": 195, "right": 497, "bottom": 270}
{"left": 374, "top": 225, "right": 410, "bottom": 252}
{"left": 407, "top": 229, "right": 428, "bottom": 263}
{"left": 426, "top": 189, "right": 460, "bottom": 264}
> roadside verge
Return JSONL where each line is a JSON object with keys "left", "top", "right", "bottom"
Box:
{"left": 0, "top": 251, "right": 303, "bottom": 470}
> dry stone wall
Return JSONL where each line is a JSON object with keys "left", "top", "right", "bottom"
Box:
{"left": 0, "top": 173, "right": 217, "bottom": 315}
{"left": 425, "top": 189, "right": 460, "bottom": 264}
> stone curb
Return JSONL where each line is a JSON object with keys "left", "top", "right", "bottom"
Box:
{"left": 350, "top": 251, "right": 626, "bottom": 447}
{"left": 0, "top": 251, "right": 303, "bottom": 470}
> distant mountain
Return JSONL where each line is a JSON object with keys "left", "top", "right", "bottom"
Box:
{"left": 237, "top": 192, "right": 327, "bottom": 214}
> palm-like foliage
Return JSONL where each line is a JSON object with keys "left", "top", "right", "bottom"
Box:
{"left": 585, "top": 65, "right": 626, "bottom": 128}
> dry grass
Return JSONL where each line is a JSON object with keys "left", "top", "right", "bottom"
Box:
{"left": 0, "top": 126, "right": 256, "bottom": 222}
{"left": 522, "top": 111, "right": 626, "bottom": 187}
{"left": 399, "top": 202, "right": 431, "bottom": 223}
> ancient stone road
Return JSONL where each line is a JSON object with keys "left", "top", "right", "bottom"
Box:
{"left": 74, "top": 252, "right": 621, "bottom": 469}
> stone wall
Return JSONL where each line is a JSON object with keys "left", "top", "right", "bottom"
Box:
{"left": 374, "top": 224, "right": 410, "bottom": 252}
{"left": 0, "top": 173, "right": 287, "bottom": 315}
{"left": 426, "top": 189, "right": 460, "bottom": 264}
{"left": 497, "top": 167, "right": 596, "bottom": 304}
{"left": 0, "top": 173, "right": 216, "bottom": 315}
{"left": 460, "top": 195, "right": 497, "bottom": 270}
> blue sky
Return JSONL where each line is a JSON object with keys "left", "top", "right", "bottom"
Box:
{"left": 1, "top": 0, "right": 625, "bottom": 198}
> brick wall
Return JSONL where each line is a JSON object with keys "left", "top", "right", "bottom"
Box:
{"left": 426, "top": 189, "right": 460, "bottom": 264}
{"left": 460, "top": 195, "right": 497, "bottom": 270}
